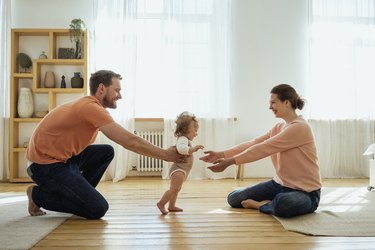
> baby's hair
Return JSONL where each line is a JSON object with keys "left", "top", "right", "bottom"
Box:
{"left": 174, "top": 111, "right": 198, "bottom": 137}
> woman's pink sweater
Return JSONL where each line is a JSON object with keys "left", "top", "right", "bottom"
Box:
{"left": 225, "top": 116, "right": 321, "bottom": 192}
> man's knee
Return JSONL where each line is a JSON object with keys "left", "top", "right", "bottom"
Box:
{"left": 85, "top": 200, "right": 109, "bottom": 219}
{"left": 103, "top": 145, "right": 115, "bottom": 160}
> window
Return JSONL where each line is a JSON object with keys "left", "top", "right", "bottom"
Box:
{"left": 308, "top": 0, "right": 375, "bottom": 119}
{"left": 94, "top": 0, "right": 231, "bottom": 118}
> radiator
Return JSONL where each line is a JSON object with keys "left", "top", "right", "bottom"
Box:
{"left": 136, "top": 131, "right": 164, "bottom": 172}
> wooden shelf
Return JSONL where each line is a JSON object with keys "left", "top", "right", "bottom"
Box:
{"left": 12, "top": 118, "right": 43, "bottom": 122}
{"left": 9, "top": 28, "right": 88, "bottom": 183}
{"left": 13, "top": 73, "right": 33, "bottom": 78}
{"left": 34, "top": 59, "right": 85, "bottom": 65}
{"left": 12, "top": 147, "right": 27, "bottom": 152}
{"left": 32, "top": 88, "right": 85, "bottom": 93}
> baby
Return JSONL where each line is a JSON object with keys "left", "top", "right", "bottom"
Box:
{"left": 157, "top": 112, "right": 204, "bottom": 215}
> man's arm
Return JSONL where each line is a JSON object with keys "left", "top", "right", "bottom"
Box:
{"left": 100, "top": 122, "right": 182, "bottom": 162}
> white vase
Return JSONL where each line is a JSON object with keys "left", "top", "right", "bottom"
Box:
{"left": 17, "top": 88, "right": 34, "bottom": 118}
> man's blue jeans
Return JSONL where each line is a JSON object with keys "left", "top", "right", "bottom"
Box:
{"left": 27, "top": 144, "right": 114, "bottom": 219}
{"left": 227, "top": 179, "right": 321, "bottom": 217}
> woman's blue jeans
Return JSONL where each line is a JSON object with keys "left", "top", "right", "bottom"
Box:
{"left": 227, "top": 180, "right": 321, "bottom": 217}
{"left": 27, "top": 144, "right": 114, "bottom": 219}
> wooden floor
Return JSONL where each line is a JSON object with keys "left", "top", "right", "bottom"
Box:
{"left": 1, "top": 177, "right": 374, "bottom": 249}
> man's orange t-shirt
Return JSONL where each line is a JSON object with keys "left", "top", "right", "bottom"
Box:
{"left": 26, "top": 96, "right": 114, "bottom": 164}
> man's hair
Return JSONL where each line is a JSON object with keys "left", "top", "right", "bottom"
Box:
{"left": 89, "top": 70, "right": 122, "bottom": 95}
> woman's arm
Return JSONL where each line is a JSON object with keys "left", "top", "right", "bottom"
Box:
{"left": 200, "top": 130, "right": 272, "bottom": 163}
{"left": 207, "top": 122, "right": 312, "bottom": 172}
{"left": 223, "top": 130, "right": 272, "bottom": 158}
{"left": 234, "top": 122, "right": 311, "bottom": 165}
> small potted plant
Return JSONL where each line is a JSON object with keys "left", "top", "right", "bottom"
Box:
{"left": 69, "top": 19, "right": 86, "bottom": 59}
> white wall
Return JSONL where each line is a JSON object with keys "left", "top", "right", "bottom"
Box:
{"left": 11, "top": 0, "right": 309, "bottom": 177}
{"left": 11, "top": 0, "right": 94, "bottom": 30}
{"left": 231, "top": 0, "right": 309, "bottom": 177}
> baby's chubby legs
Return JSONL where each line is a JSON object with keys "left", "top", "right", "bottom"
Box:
{"left": 157, "top": 171, "right": 185, "bottom": 215}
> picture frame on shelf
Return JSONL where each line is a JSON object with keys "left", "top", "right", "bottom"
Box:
{"left": 58, "top": 48, "right": 75, "bottom": 59}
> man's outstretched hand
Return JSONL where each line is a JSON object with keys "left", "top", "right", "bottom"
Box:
{"left": 164, "top": 146, "right": 187, "bottom": 163}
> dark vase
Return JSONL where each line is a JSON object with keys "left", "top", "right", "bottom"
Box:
{"left": 60, "top": 75, "right": 66, "bottom": 88}
{"left": 71, "top": 72, "right": 83, "bottom": 88}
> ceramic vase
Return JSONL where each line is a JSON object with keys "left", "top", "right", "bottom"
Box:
{"left": 44, "top": 71, "right": 55, "bottom": 88}
{"left": 17, "top": 88, "right": 34, "bottom": 118}
{"left": 71, "top": 72, "right": 83, "bottom": 88}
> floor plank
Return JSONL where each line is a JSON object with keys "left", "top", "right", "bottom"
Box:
{"left": 1, "top": 177, "right": 373, "bottom": 249}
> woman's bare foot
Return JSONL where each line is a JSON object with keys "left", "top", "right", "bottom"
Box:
{"left": 241, "top": 199, "right": 271, "bottom": 209}
{"left": 157, "top": 202, "right": 168, "bottom": 215}
{"left": 27, "top": 185, "right": 46, "bottom": 216}
{"left": 168, "top": 206, "right": 183, "bottom": 212}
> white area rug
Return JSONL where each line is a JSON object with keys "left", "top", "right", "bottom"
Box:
{"left": 0, "top": 193, "right": 70, "bottom": 250}
{"left": 275, "top": 187, "right": 375, "bottom": 236}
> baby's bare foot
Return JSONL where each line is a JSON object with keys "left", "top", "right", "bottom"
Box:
{"left": 168, "top": 206, "right": 183, "bottom": 212}
{"left": 27, "top": 185, "right": 46, "bottom": 216}
{"left": 157, "top": 202, "right": 168, "bottom": 215}
{"left": 241, "top": 199, "right": 270, "bottom": 209}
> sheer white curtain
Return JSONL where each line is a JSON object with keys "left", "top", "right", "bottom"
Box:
{"left": 308, "top": 0, "right": 375, "bottom": 177}
{"left": 309, "top": 119, "right": 374, "bottom": 178}
{"left": 0, "top": 0, "right": 11, "bottom": 181}
{"left": 308, "top": 0, "right": 375, "bottom": 119}
{"left": 92, "top": 0, "right": 138, "bottom": 181}
{"left": 94, "top": 0, "right": 234, "bottom": 180}
{"left": 94, "top": 0, "right": 233, "bottom": 119}
{"left": 161, "top": 0, "right": 235, "bottom": 179}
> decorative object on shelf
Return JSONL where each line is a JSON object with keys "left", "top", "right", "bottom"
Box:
{"left": 35, "top": 110, "right": 48, "bottom": 118}
{"left": 17, "top": 52, "right": 32, "bottom": 72}
{"left": 17, "top": 87, "right": 34, "bottom": 118}
{"left": 69, "top": 18, "right": 86, "bottom": 59}
{"left": 39, "top": 51, "right": 47, "bottom": 59}
{"left": 60, "top": 75, "right": 66, "bottom": 88}
{"left": 71, "top": 72, "right": 84, "bottom": 88}
{"left": 23, "top": 141, "right": 29, "bottom": 148}
{"left": 58, "top": 48, "right": 74, "bottom": 59}
{"left": 44, "top": 71, "right": 55, "bottom": 88}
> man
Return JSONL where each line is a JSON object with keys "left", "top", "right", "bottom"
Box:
{"left": 26, "top": 70, "right": 183, "bottom": 219}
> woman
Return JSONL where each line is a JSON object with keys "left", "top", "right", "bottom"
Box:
{"left": 200, "top": 84, "right": 321, "bottom": 218}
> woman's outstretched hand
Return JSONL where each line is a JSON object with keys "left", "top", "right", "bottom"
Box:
{"left": 207, "top": 158, "right": 236, "bottom": 172}
{"left": 199, "top": 151, "right": 224, "bottom": 163}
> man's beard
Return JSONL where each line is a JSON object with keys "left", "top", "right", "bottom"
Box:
{"left": 103, "top": 95, "right": 117, "bottom": 109}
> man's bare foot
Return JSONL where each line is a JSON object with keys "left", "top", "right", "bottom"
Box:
{"left": 157, "top": 202, "right": 168, "bottom": 215}
{"left": 27, "top": 185, "right": 46, "bottom": 216}
{"left": 241, "top": 199, "right": 271, "bottom": 209}
{"left": 168, "top": 206, "right": 183, "bottom": 212}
